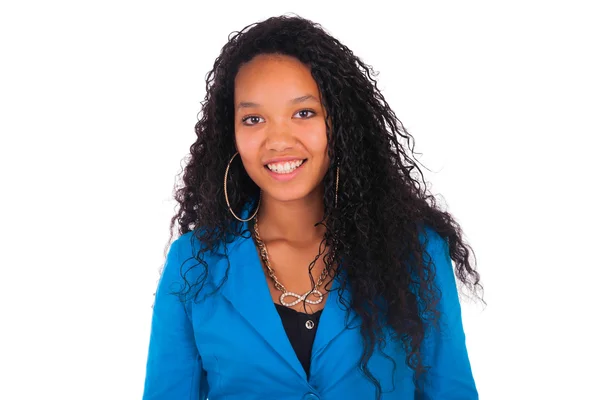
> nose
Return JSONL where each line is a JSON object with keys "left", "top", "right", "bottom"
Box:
{"left": 265, "top": 120, "right": 295, "bottom": 152}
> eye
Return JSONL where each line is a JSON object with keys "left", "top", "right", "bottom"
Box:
{"left": 294, "top": 109, "right": 316, "bottom": 119}
{"left": 241, "top": 115, "right": 265, "bottom": 126}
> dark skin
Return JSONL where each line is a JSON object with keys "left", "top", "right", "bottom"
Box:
{"left": 233, "top": 54, "right": 335, "bottom": 314}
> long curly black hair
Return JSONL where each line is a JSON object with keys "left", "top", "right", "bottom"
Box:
{"left": 166, "top": 14, "right": 482, "bottom": 399}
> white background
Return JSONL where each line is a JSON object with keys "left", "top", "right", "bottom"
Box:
{"left": 1, "top": 1, "right": 598, "bottom": 399}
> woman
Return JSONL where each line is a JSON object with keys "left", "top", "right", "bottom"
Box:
{"left": 143, "top": 14, "right": 482, "bottom": 400}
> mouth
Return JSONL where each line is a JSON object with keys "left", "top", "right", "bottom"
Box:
{"left": 264, "top": 159, "right": 307, "bottom": 175}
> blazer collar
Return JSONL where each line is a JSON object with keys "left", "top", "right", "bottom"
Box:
{"left": 214, "top": 202, "right": 360, "bottom": 380}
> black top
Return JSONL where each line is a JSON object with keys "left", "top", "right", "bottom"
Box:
{"left": 274, "top": 303, "right": 323, "bottom": 378}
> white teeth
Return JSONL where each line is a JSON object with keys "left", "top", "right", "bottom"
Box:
{"left": 267, "top": 159, "right": 304, "bottom": 174}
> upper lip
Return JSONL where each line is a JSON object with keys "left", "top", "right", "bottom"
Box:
{"left": 263, "top": 156, "right": 307, "bottom": 165}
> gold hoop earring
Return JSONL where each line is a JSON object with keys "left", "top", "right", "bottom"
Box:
{"left": 224, "top": 152, "right": 261, "bottom": 222}
{"left": 335, "top": 166, "right": 339, "bottom": 208}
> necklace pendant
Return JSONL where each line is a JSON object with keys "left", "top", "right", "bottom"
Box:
{"left": 280, "top": 289, "right": 324, "bottom": 307}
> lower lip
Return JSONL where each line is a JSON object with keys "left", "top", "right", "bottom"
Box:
{"left": 264, "top": 161, "right": 306, "bottom": 182}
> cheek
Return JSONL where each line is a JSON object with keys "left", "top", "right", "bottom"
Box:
{"left": 235, "top": 131, "right": 259, "bottom": 157}
{"left": 300, "top": 124, "right": 328, "bottom": 154}
{"left": 234, "top": 133, "right": 263, "bottom": 176}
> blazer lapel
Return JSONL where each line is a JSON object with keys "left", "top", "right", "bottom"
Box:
{"left": 311, "top": 266, "right": 360, "bottom": 359}
{"left": 217, "top": 206, "right": 308, "bottom": 380}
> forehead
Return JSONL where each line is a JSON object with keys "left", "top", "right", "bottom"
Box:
{"left": 234, "top": 54, "right": 319, "bottom": 103}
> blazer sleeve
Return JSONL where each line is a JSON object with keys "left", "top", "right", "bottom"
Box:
{"left": 142, "top": 237, "right": 208, "bottom": 400}
{"left": 418, "top": 230, "right": 478, "bottom": 399}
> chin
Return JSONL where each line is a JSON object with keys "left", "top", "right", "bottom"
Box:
{"left": 263, "top": 186, "right": 314, "bottom": 203}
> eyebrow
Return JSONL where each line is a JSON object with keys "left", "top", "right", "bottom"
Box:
{"left": 236, "top": 94, "right": 319, "bottom": 111}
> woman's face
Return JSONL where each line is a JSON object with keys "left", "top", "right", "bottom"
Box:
{"left": 234, "top": 53, "right": 330, "bottom": 204}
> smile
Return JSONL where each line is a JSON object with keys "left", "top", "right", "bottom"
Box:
{"left": 265, "top": 159, "right": 306, "bottom": 174}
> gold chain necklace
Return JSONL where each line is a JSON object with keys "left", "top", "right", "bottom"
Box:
{"left": 252, "top": 214, "right": 333, "bottom": 308}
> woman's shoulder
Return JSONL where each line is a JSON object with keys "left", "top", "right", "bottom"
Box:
{"left": 418, "top": 223, "right": 448, "bottom": 249}
{"left": 171, "top": 230, "right": 200, "bottom": 255}
{"left": 160, "top": 230, "right": 232, "bottom": 302}
{"left": 168, "top": 228, "right": 238, "bottom": 278}
{"left": 404, "top": 223, "right": 447, "bottom": 265}
{"left": 171, "top": 229, "right": 229, "bottom": 260}
{"left": 416, "top": 224, "right": 454, "bottom": 286}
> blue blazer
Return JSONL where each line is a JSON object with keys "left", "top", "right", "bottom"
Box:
{"left": 143, "top": 215, "right": 478, "bottom": 399}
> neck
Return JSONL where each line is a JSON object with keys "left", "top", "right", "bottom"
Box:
{"left": 256, "top": 187, "right": 326, "bottom": 244}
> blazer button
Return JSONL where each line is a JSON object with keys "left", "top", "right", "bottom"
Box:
{"left": 302, "top": 393, "right": 320, "bottom": 400}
